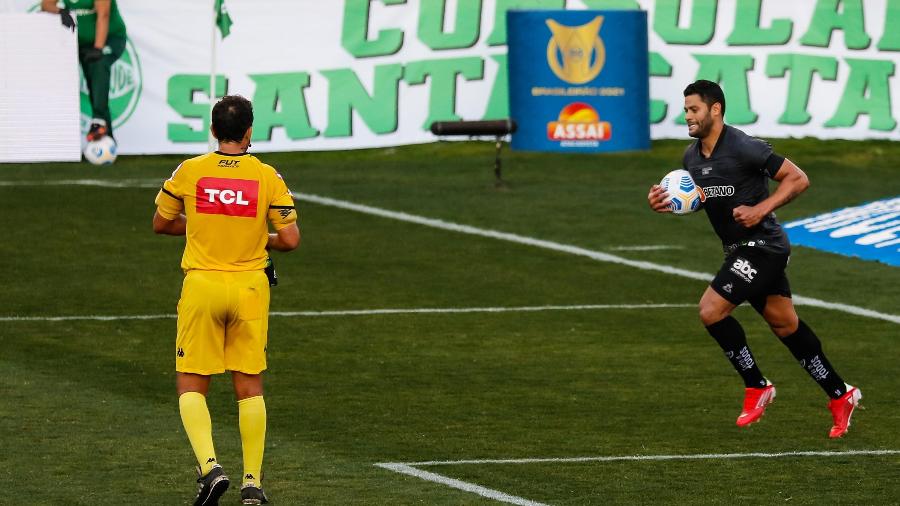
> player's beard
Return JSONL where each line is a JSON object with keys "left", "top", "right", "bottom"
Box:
{"left": 688, "top": 116, "right": 712, "bottom": 139}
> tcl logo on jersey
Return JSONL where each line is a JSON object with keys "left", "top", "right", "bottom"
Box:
{"left": 730, "top": 257, "right": 757, "bottom": 281}
{"left": 196, "top": 177, "right": 259, "bottom": 217}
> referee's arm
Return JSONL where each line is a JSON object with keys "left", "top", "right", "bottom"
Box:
{"left": 153, "top": 210, "right": 187, "bottom": 236}
{"left": 267, "top": 224, "right": 299, "bottom": 251}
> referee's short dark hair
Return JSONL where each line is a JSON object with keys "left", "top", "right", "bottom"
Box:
{"left": 212, "top": 95, "right": 254, "bottom": 142}
{"left": 684, "top": 79, "right": 726, "bottom": 115}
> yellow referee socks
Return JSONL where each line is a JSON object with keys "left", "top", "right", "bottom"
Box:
{"left": 238, "top": 395, "right": 267, "bottom": 486}
{"left": 178, "top": 392, "right": 219, "bottom": 476}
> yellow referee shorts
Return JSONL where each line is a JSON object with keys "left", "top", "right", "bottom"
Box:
{"left": 175, "top": 270, "right": 270, "bottom": 375}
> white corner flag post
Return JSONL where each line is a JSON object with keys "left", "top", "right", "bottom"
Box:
{"left": 208, "top": 0, "right": 233, "bottom": 152}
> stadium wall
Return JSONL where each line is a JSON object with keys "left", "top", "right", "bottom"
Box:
{"left": 8, "top": 0, "right": 900, "bottom": 154}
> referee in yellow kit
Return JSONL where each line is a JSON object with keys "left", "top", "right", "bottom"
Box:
{"left": 153, "top": 95, "right": 299, "bottom": 505}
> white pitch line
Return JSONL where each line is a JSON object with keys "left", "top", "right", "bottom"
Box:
{"left": 608, "top": 245, "right": 685, "bottom": 251}
{"left": 0, "top": 178, "right": 160, "bottom": 188}
{"left": 298, "top": 193, "right": 715, "bottom": 282}
{"left": 377, "top": 450, "right": 900, "bottom": 505}
{"left": 0, "top": 303, "right": 693, "bottom": 322}
{"left": 0, "top": 314, "right": 176, "bottom": 322}
{"left": 296, "top": 193, "right": 900, "bottom": 326}
{"left": 394, "top": 449, "right": 900, "bottom": 467}
{"left": 2, "top": 179, "right": 898, "bottom": 325}
{"left": 271, "top": 303, "right": 693, "bottom": 317}
{"left": 374, "top": 463, "right": 549, "bottom": 506}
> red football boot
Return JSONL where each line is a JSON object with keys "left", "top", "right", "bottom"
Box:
{"left": 828, "top": 385, "right": 862, "bottom": 438}
{"left": 736, "top": 381, "right": 776, "bottom": 427}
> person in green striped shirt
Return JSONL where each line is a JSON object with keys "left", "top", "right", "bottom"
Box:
{"left": 42, "top": 0, "right": 127, "bottom": 141}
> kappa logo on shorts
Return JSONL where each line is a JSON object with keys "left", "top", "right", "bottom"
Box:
{"left": 196, "top": 177, "right": 259, "bottom": 217}
{"left": 177, "top": 347, "right": 185, "bottom": 357}
{"left": 730, "top": 257, "right": 757, "bottom": 282}
{"left": 722, "top": 283, "right": 733, "bottom": 294}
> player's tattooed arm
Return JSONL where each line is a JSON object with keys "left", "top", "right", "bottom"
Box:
{"left": 735, "top": 159, "right": 808, "bottom": 227}
{"left": 769, "top": 158, "right": 809, "bottom": 209}
{"left": 780, "top": 189, "right": 801, "bottom": 206}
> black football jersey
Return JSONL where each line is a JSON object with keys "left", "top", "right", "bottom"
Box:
{"left": 682, "top": 125, "right": 790, "bottom": 254}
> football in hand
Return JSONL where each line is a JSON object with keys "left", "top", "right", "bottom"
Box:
{"left": 659, "top": 169, "right": 704, "bottom": 214}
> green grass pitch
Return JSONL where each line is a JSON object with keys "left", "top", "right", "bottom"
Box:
{"left": 0, "top": 139, "right": 898, "bottom": 504}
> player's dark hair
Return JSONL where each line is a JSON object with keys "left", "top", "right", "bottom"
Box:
{"left": 683, "top": 79, "right": 726, "bottom": 115}
{"left": 211, "top": 95, "right": 254, "bottom": 143}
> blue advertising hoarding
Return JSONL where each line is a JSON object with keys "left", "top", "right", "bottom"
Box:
{"left": 784, "top": 196, "right": 900, "bottom": 267}
{"left": 507, "top": 10, "right": 650, "bottom": 153}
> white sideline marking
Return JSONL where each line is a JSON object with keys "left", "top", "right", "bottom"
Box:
{"left": 374, "top": 463, "right": 548, "bottom": 506}
{"left": 296, "top": 193, "right": 900, "bottom": 326}
{"left": 0, "top": 314, "right": 176, "bottom": 322}
{"left": 299, "top": 193, "right": 715, "bottom": 282}
{"left": 1, "top": 179, "right": 898, "bottom": 325}
{"left": 376, "top": 450, "right": 900, "bottom": 505}
{"left": 397, "top": 449, "right": 900, "bottom": 466}
{"left": 0, "top": 178, "right": 160, "bottom": 188}
{"left": 272, "top": 303, "right": 693, "bottom": 316}
{"left": 608, "top": 245, "right": 684, "bottom": 251}
{"left": 0, "top": 303, "right": 692, "bottom": 322}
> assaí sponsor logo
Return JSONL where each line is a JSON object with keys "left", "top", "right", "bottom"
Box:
{"left": 547, "top": 103, "right": 611, "bottom": 147}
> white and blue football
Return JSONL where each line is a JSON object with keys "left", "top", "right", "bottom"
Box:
{"left": 660, "top": 169, "right": 704, "bottom": 215}
{"left": 83, "top": 136, "right": 118, "bottom": 165}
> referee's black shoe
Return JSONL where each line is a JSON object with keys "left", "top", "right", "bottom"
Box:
{"left": 240, "top": 483, "right": 269, "bottom": 504}
{"left": 193, "top": 465, "right": 229, "bottom": 506}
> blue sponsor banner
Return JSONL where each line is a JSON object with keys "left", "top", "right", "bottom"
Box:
{"left": 784, "top": 197, "right": 900, "bottom": 267}
{"left": 507, "top": 10, "right": 649, "bottom": 153}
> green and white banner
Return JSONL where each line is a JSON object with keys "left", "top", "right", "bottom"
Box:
{"left": 9, "top": 0, "right": 900, "bottom": 154}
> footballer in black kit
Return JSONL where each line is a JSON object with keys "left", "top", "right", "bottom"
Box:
{"left": 648, "top": 80, "right": 862, "bottom": 438}
{"left": 683, "top": 124, "right": 792, "bottom": 309}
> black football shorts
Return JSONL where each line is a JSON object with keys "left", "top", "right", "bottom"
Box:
{"left": 711, "top": 246, "right": 792, "bottom": 311}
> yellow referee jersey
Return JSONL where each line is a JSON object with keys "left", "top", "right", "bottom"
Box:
{"left": 154, "top": 152, "right": 297, "bottom": 272}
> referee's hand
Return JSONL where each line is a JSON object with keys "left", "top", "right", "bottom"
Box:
{"left": 648, "top": 185, "right": 672, "bottom": 213}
